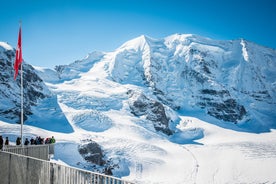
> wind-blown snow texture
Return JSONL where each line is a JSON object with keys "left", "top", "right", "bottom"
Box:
{"left": 1, "top": 34, "right": 276, "bottom": 183}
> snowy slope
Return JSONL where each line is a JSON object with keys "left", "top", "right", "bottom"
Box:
{"left": 0, "top": 42, "right": 51, "bottom": 123}
{"left": 1, "top": 115, "right": 276, "bottom": 183}
{"left": 1, "top": 34, "right": 276, "bottom": 183}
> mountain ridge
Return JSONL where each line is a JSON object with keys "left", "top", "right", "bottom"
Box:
{"left": 1, "top": 34, "right": 276, "bottom": 183}
{"left": 101, "top": 34, "right": 276, "bottom": 131}
{"left": 2, "top": 34, "right": 276, "bottom": 132}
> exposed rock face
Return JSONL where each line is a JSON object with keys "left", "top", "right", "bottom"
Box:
{"left": 78, "top": 141, "right": 118, "bottom": 176}
{"left": 78, "top": 141, "right": 105, "bottom": 166}
{"left": 197, "top": 89, "right": 247, "bottom": 122}
{"left": 128, "top": 90, "right": 173, "bottom": 135}
{"left": 0, "top": 43, "right": 50, "bottom": 123}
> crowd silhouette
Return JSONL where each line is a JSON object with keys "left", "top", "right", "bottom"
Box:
{"left": 0, "top": 135, "right": 55, "bottom": 149}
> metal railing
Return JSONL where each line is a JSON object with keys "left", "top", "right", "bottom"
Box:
{"left": 2, "top": 144, "right": 54, "bottom": 160}
{"left": 0, "top": 148, "right": 134, "bottom": 184}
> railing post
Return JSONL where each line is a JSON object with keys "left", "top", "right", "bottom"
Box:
{"left": 8, "top": 152, "right": 11, "bottom": 184}
{"left": 50, "top": 162, "right": 54, "bottom": 184}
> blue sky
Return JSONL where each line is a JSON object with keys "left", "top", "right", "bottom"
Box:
{"left": 1, "top": 0, "right": 276, "bottom": 68}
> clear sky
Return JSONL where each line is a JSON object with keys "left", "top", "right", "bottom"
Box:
{"left": 1, "top": 0, "right": 276, "bottom": 68}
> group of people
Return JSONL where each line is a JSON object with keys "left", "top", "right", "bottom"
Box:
{"left": 0, "top": 135, "right": 9, "bottom": 149}
{"left": 18, "top": 136, "right": 56, "bottom": 146}
{"left": 0, "top": 135, "right": 55, "bottom": 149}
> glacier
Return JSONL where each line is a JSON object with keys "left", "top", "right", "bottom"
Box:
{"left": 1, "top": 34, "right": 276, "bottom": 183}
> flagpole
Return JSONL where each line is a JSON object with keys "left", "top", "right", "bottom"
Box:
{"left": 20, "top": 60, "right": 23, "bottom": 146}
{"left": 19, "top": 21, "right": 23, "bottom": 147}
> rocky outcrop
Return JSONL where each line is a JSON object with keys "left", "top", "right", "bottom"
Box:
{"left": 127, "top": 90, "right": 173, "bottom": 135}
{"left": 78, "top": 140, "right": 119, "bottom": 176}
{"left": 78, "top": 141, "right": 105, "bottom": 166}
{"left": 197, "top": 89, "right": 247, "bottom": 122}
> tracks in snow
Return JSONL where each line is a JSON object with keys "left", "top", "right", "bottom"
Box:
{"left": 181, "top": 145, "right": 199, "bottom": 184}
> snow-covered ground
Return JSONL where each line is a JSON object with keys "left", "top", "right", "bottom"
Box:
{"left": 1, "top": 114, "right": 276, "bottom": 183}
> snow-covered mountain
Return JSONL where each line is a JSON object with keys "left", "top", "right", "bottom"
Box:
{"left": 1, "top": 34, "right": 276, "bottom": 183}
{"left": 108, "top": 34, "right": 276, "bottom": 131}
{"left": 0, "top": 42, "right": 50, "bottom": 123}
{"left": 35, "top": 34, "right": 276, "bottom": 132}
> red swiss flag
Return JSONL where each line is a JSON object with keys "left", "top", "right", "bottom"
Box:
{"left": 14, "top": 25, "right": 23, "bottom": 80}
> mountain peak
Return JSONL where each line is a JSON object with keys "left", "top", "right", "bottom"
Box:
{"left": 0, "top": 42, "right": 14, "bottom": 53}
{"left": 0, "top": 41, "right": 14, "bottom": 52}
{"left": 164, "top": 33, "right": 219, "bottom": 47}
{"left": 118, "top": 35, "right": 152, "bottom": 51}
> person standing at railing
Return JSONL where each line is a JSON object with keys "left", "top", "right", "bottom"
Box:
{"left": 0, "top": 135, "right": 3, "bottom": 150}
{"left": 5, "top": 137, "right": 9, "bottom": 146}
{"left": 16, "top": 137, "right": 21, "bottom": 145}
{"left": 24, "top": 138, "right": 30, "bottom": 146}
{"left": 50, "top": 136, "right": 56, "bottom": 144}
{"left": 45, "top": 137, "right": 49, "bottom": 144}
{"left": 30, "top": 137, "right": 35, "bottom": 145}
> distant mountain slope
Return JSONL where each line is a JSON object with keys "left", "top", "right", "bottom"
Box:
{"left": 42, "top": 34, "right": 276, "bottom": 132}
{"left": 111, "top": 34, "right": 276, "bottom": 131}
{"left": 34, "top": 51, "right": 105, "bottom": 83}
{"left": 0, "top": 42, "right": 50, "bottom": 123}
{"left": 0, "top": 42, "right": 73, "bottom": 133}
{"left": 1, "top": 33, "right": 276, "bottom": 132}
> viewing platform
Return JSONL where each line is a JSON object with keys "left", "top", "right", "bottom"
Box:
{"left": 0, "top": 144, "right": 134, "bottom": 184}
